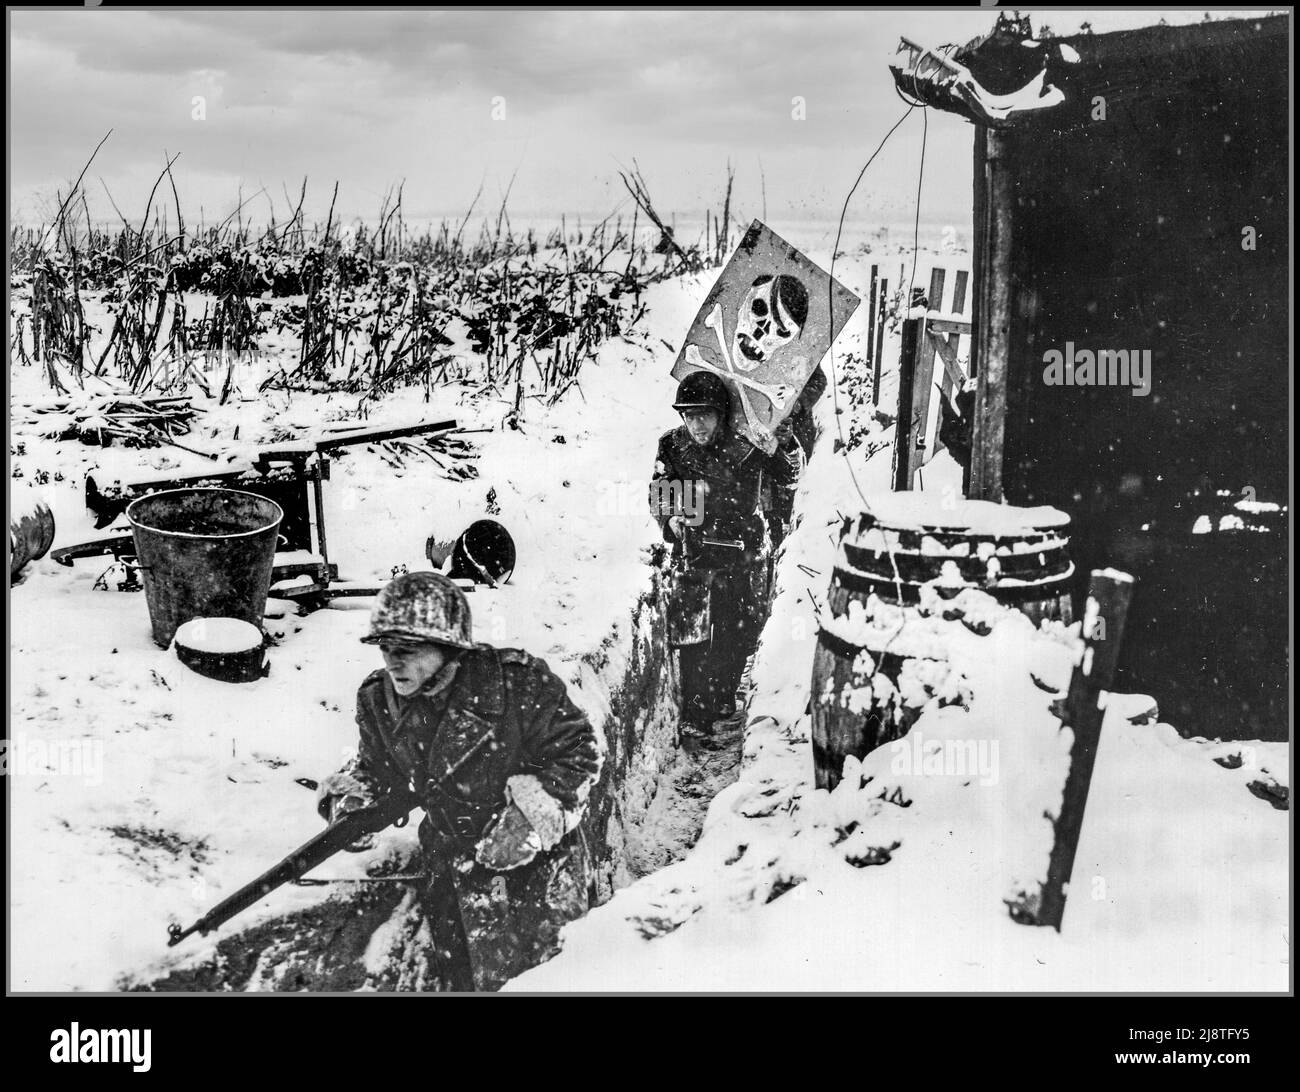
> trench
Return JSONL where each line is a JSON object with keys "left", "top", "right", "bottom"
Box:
{"left": 127, "top": 569, "right": 744, "bottom": 992}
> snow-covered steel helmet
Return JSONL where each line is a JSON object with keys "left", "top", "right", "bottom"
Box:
{"left": 361, "top": 571, "right": 474, "bottom": 648}
{"left": 673, "top": 371, "right": 730, "bottom": 417}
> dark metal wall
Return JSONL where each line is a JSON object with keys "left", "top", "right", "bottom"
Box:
{"left": 979, "top": 18, "right": 1289, "bottom": 740}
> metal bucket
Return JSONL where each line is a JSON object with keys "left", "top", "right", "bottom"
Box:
{"left": 10, "top": 500, "right": 56, "bottom": 581}
{"left": 126, "top": 488, "right": 283, "bottom": 648}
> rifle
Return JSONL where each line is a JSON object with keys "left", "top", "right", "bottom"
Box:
{"left": 167, "top": 725, "right": 497, "bottom": 947}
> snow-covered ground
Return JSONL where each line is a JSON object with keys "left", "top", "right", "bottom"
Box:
{"left": 8, "top": 262, "right": 710, "bottom": 990}
{"left": 10, "top": 237, "right": 1287, "bottom": 992}
{"left": 510, "top": 251, "right": 1290, "bottom": 993}
{"left": 508, "top": 389, "right": 1290, "bottom": 991}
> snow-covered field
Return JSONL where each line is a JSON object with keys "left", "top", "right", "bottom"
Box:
{"left": 9, "top": 236, "right": 1288, "bottom": 992}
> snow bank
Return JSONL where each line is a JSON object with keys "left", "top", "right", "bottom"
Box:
{"left": 509, "top": 251, "right": 1289, "bottom": 993}
{"left": 12, "top": 242, "right": 1284, "bottom": 993}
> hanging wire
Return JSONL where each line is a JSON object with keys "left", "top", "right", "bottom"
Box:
{"left": 818, "top": 52, "right": 946, "bottom": 694}
{"left": 823, "top": 94, "right": 932, "bottom": 673}
{"left": 894, "top": 82, "right": 930, "bottom": 109}
{"left": 905, "top": 106, "right": 929, "bottom": 322}
{"left": 826, "top": 104, "right": 916, "bottom": 512}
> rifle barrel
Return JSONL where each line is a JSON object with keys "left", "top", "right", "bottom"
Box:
{"left": 167, "top": 792, "right": 416, "bottom": 947}
{"left": 167, "top": 728, "right": 495, "bottom": 948}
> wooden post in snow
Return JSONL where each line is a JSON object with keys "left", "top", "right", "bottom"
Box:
{"left": 1034, "top": 569, "right": 1136, "bottom": 930}
{"left": 872, "top": 277, "right": 888, "bottom": 406}
{"left": 970, "top": 127, "right": 1012, "bottom": 502}
{"left": 866, "top": 264, "right": 879, "bottom": 401}
{"left": 892, "top": 316, "right": 920, "bottom": 491}
{"left": 905, "top": 267, "right": 948, "bottom": 478}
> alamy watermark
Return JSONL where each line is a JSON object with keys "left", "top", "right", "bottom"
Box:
{"left": 1042, "top": 343, "right": 1152, "bottom": 397}
{"left": 605, "top": 476, "right": 704, "bottom": 527}
{"left": 145, "top": 350, "right": 277, "bottom": 391}
{"left": 889, "top": 731, "right": 999, "bottom": 786}
{"left": 2, "top": 733, "right": 104, "bottom": 786}
{"left": 50, "top": 1025, "right": 151, "bottom": 1072}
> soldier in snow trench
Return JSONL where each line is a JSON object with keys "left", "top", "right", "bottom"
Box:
{"left": 316, "top": 571, "right": 602, "bottom": 991}
{"left": 650, "top": 371, "right": 799, "bottom": 743}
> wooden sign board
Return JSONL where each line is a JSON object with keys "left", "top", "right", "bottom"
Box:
{"left": 672, "top": 220, "right": 859, "bottom": 454}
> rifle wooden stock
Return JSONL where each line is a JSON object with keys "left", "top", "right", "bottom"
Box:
{"left": 166, "top": 789, "right": 419, "bottom": 947}
{"left": 167, "top": 725, "right": 497, "bottom": 947}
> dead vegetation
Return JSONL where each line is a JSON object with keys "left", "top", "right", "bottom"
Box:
{"left": 13, "top": 138, "right": 738, "bottom": 414}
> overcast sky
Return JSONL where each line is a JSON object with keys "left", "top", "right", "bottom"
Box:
{"left": 8, "top": 8, "right": 1277, "bottom": 233}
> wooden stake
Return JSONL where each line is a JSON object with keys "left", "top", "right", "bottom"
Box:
{"left": 892, "top": 317, "right": 921, "bottom": 491}
{"left": 873, "top": 277, "right": 888, "bottom": 406}
{"left": 970, "top": 127, "right": 1011, "bottom": 502}
{"left": 866, "top": 264, "right": 879, "bottom": 400}
{"left": 904, "top": 267, "right": 947, "bottom": 479}
{"left": 1034, "top": 569, "right": 1136, "bottom": 930}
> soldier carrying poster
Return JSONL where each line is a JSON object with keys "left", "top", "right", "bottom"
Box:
{"left": 651, "top": 222, "right": 859, "bottom": 741}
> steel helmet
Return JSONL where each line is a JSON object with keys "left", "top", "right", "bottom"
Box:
{"left": 673, "top": 370, "right": 731, "bottom": 417}
{"left": 361, "top": 571, "right": 474, "bottom": 648}
{"left": 448, "top": 519, "right": 516, "bottom": 587}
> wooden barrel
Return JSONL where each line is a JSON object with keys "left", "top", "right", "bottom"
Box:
{"left": 810, "top": 496, "right": 1073, "bottom": 790}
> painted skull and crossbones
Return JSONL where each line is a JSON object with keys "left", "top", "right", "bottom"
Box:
{"left": 683, "top": 273, "right": 809, "bottom": 447}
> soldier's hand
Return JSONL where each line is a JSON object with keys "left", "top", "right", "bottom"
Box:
{"left": 475, "top": 802, "right": 543, "bottom": 871}
{"left": 327, "top": 793, "right": 383, "bottom": 852}
{"left": 317, "top": 770, "right": 378, "bottom": 821}
{"left": 667, "top": 515, "right": 689, "bottom": 540}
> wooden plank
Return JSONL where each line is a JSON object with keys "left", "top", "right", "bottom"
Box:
{"left": 952, "top": 269, "right": 970, "bottom": 319}
{"left": 865, "top": 264, "right": 879, "bottom": 387}
{"left": 945, "top": 268, "right": 970, "bottom": 437}
{"left": 872, "top": 278, "right": 888, "bottom": 406}
{"left": 931, "top": 334, "right": 962, "bottom": 461}
{"left": 931, "top": 323, "right": 964, "bottom": 459}
{"left": 927, "top": 319, "right": 971, "bottom": 335}
{"left": 1032, "top": 570, "right": 1137, "bottom": 931}
{"left": 927, "top": 329, "right": 966, "bottom": 392}
{"left": 905, "top": 268, "right": 946, "bottom": 481}
{"left": 929, "top": 256, "right": 967, "bottom": 430}
{"left": 965, "top": 128, "right": 987, "bottom": 497}
{"left": 892, "top": 317, "right": 921, "bottom": 491}
{"left": 310, "top": 458, "right": 331, "bottom": 573}
{"left": 970, "top": 128, "right": 1011, "bottom": 502}
{"left": 926, "top": 266, "right": 946, "bottom": 312}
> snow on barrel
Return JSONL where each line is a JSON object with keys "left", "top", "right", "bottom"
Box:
{"left": 173, "top": 617, "right": 267, "bottom": 683}
{"left": 810, "top": 495, "right": 1073, "bottom": 790}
